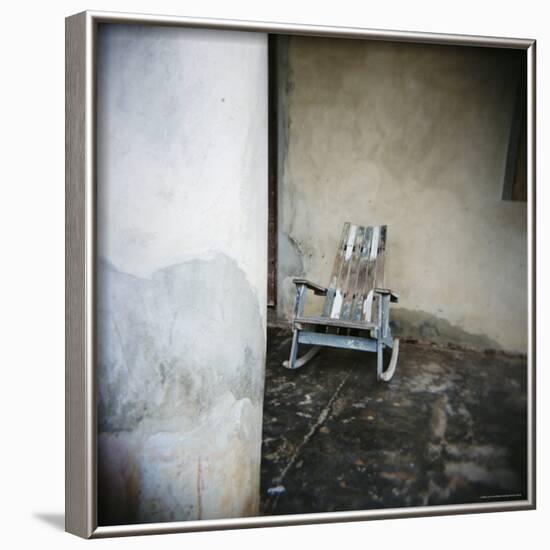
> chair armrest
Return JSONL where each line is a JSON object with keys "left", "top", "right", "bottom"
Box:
{"left": 374, "top": 287, "right": 399, "bottom": 303}
{"left": 292, "top": 278, "right": 328, "bottom": 296}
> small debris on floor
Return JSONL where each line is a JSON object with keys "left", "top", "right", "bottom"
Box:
{"left": 267, "top": 485, "right": 286, "bottom": 496}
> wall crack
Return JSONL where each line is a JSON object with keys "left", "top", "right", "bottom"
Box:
{"left": 266, "top": 368, "right": 353, "bottom": 512}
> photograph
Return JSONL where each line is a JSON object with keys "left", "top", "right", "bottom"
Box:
{"left": 64, "top": 9, "right": 535, "bottom": 538}
{"left": 4, "top": 1, "right": 549, "bottom": 549}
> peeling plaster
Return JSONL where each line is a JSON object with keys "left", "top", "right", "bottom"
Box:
{"left": 97, "top": 254, "right": 265, "bottom": 525}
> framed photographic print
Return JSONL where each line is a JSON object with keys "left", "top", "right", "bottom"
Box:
{"left": 65, "top": 9, "right": 536, "bottom": 538}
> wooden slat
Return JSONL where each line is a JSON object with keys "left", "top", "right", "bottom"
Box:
{"left": 330, "top": 224, "right": 357, "bottom": 318}
{"left": 361, "top": 225, "right": 383, "bottom": 322}
{"left": 295, "top": 315, "right": 376, "bottom": 331}
{"left": 322, "top": 222, "right": 350, "bottom": 317}
{"left": 318, "top": 223, "right": 389, "bottom": 328}
{"left": 351, "top": 226, "right": 372, "bottom": 321}
{"left": 298, "top": 331, "right": 377, "bottom": 352}
{"left": 373, "top": 225, "right": 387, "bottom": 289}
{"left": 370, "top": 225, "right": 387, "bottom": 324}
{"left": 340, "top": 226, "right": 365, "bottom": 320}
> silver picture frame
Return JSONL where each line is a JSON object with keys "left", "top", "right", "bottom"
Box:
{"left": 66, "top": 9, "right": 536, "bottom": 538}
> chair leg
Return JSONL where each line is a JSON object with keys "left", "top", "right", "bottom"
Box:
{"left": 380, "top": 338, "right": 399, "bottom": 382}
{"left": 293, "top": 346, "right": 321, "bottom": 369}
{"left": 376, "top": 335, "right": 384, "bottom": 381}
{"left": 283, "top": 331, "right": 321, "bottom": 369}
{"left": 376, "top": 293, "right": 398, "bottom": 382}
{"left": 283, "top": 329, "right": 300, "bottom": 369}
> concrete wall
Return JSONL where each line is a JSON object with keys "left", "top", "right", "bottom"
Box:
{"left": 276, "top": 37, "right": 527, "bottom": 353}
{"left": 96, "top": 24, "right": 267, "bottom": 525}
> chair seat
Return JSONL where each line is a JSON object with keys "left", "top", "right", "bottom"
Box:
{"left": 294, "top": 315, "right": 376, "bottom": 331}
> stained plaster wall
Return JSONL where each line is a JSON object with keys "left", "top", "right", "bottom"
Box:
{"left": 96, "top": 24, "right": 267, "bottom": 525}
{"left": 276, "top": 36, "right": 527, "bottom": 353}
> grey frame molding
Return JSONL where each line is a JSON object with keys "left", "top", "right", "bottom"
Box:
{"left": 65, "top": 9, "right": 537, "bottom": 539}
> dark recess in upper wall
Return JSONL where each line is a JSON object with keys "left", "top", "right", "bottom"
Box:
{"left": 502, "top": 52, "right": 527, "bottom": 202}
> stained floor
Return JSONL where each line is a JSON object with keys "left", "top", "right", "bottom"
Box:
{"left": 260, "top": 327, "right": 528, "bottom": 515}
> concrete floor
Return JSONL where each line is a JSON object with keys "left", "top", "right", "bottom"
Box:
{"left": 260, "top": 327, "right": 528, "bottom": 516}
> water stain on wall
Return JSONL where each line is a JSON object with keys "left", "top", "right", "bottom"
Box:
{"left": 390, "top": 308, "right": 505, "bottom": 352}
{"left": 97, "top": 253, "right": 265, "bottom": 525}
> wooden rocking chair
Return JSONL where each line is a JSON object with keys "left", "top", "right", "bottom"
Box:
{"left": 283, "top": 223, "right": 400, "bottom": 382}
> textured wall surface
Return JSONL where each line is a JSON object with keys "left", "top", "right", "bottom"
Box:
{"left": 96, "top": 24, "right": 267, "bottom": 525}
{"left": 276, "top": 37, "right": 527, "bottom": 353}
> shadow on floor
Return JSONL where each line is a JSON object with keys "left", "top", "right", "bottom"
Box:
{"left": 33, "top": 512, "right": 65, "bottom": 531}
{"left": 260, "top": 327, "right": 528, "bottom": 516}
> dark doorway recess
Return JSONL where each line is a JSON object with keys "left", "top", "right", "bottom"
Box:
{"left": 267, "top": 34, "right": 278, "bottom": 306}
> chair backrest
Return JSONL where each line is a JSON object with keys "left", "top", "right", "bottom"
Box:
{"left": 322, "top": 223, "right": 387, "bottom": 324}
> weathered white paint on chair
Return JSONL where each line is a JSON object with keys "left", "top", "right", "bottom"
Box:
{"left": 363, "top": 289, "right": 374, "bottom": 323}
{"left": 330, "top": 289, "right": 343, "bottom": 319}
{"left": 344, "top": 224, "right": 357, "bottom": 260}
{"left": 369, "top": 227, "right": 380, "bottom": 261}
